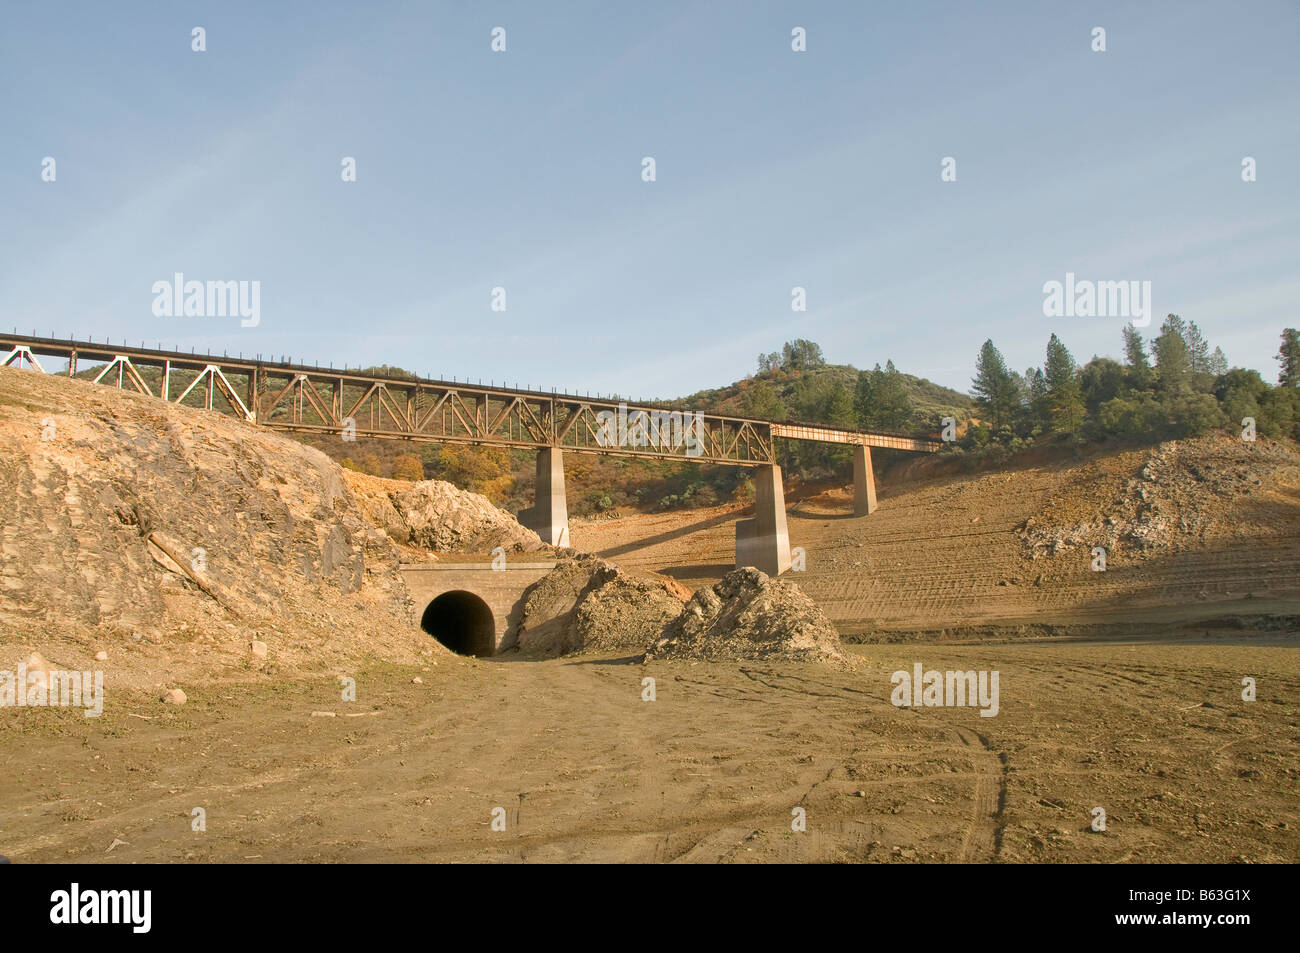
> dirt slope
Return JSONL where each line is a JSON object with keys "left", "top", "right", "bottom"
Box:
{"left": 572, "top": 435, "right": 1300, "bottom": 639}
{"left": 0, "top": 367, "right": 439, "bottom": 687}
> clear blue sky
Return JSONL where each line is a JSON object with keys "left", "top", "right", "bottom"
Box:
{"left": 3, "top": 1, "right": 1297, "bottom": 398}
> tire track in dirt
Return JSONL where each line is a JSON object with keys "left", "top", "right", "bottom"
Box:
{"left": 8, "top": 639, "right": 1295, "bottom": 862}
{"left": 953, "top": 726, "right": 1005, "bottom": 863}
{"left": 669, "top": 666, "right": 1012, "bottom": 863}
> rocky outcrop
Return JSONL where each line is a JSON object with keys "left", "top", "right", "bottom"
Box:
{"left": 344, "top": 471, "right": 545, "bottom": 555}
{"left": 1018, "top": 437, "right": 1300, "bottom": 559}
{"left": 0, "top": 366, "right": 431, "bottom": 687}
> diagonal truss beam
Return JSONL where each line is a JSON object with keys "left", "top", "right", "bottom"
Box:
{"left": 0, "top": 333, "right": 943, "bottom": 462}
{"left": 2, "top": 345, "right": 46, "bottom": 373}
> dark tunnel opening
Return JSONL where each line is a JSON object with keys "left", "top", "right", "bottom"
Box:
{"left": 420, "top": 591, "right": 496, "bottom": 657}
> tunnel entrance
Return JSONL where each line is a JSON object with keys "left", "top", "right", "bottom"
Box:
{"left": 420, "top": 590, "right": 496, "bottom": 657}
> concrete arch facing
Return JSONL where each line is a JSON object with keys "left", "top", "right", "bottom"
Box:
{"left": 420, "top": 590, "right": 497, "bottom": 657}
{"left": 401, "top": 561, "right": 557, "bottom": 656}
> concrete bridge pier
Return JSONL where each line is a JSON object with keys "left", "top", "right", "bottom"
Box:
{"left": 735, "top": 464, "right": 791, "bottom": 576}
{"left": 853, "top": 445, "right": 878, "bottom": 516}
{"left": 535, "top": 447, "right": 570, "bottom": 547}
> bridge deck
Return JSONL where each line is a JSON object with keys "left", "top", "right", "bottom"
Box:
{"left": 2, "top": 332, "right": 943, "bottom": 462}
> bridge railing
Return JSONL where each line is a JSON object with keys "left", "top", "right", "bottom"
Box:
{"left": 1, "top": 332, "right": 941, "bottom": 462}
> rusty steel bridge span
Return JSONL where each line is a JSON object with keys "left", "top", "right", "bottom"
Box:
{"left": 2, "top": 332, "right": 942, "bottom": 574}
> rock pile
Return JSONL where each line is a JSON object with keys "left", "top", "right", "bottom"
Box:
{"left": 643, "top": 567, "right": 848, "bottom": 664}
{"left": 512, "top": 553, "right": 688, "bottom": 656}
{"left": 345, "top": 472, "right": 545, "bottom": 555}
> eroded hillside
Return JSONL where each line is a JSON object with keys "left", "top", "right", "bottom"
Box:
{"left": 0, "top": 366, "right": 436, "bottom": 687}
{"left": 573, "top": 435, "right": 1300, "bottom": 639}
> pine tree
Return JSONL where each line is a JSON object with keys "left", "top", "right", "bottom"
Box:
{"left": 1278, "top": 329, "right": 1300, "bottom": 387}
{"left": 1208, "top": 346, "right": 1228, "bottom": 377}
{"left": 1025, "top": 366, "right": 1050, "bottom": 431}
{"left": 1044, "top": 334, "right": 1084, "bottom": 433}
{"left": 877, "top": 360, "right": 913, "bottom": 430}
{"left": 825, "top": 380, "right": 856, "bottom": 428}
{"left": 855, "top": 361, "right": 912, "bottom": 430}
{"left": 971, "top": 340, "right": 1018, "bottom": 433}
{"left": 853, "top": 369, "right": 875, "bottom": 427}
{"left": 743, "top": 379, "right": 786, "bottom": 420}
{"left": 1122, "top": 325, "right": 1153, "bottom": 390}
{"left": 1154, "top": 314, "right": 1192, "bottom": 395}
{"left": 1186, "top": 321, "right": 1211, "bottom": 373}
{"left": 781, "top": 339, "right": 825, "bottom": 372}
{"left": 1162, "top": 313, "right": 1189, "bottom": 340}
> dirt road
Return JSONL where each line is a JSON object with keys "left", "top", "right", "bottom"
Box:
{"left": 3, "top": 638, "right": 1294, "bottom": 863}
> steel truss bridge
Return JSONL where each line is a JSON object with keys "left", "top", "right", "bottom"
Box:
{"left": 1, "top": 333, "right": 942, "bottom": 465}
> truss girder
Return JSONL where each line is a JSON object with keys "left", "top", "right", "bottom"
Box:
{"left": 0, "top": 333, "right": 942, "bottom": 462}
